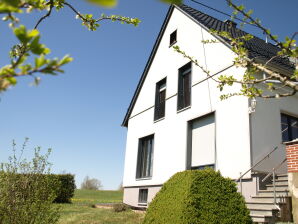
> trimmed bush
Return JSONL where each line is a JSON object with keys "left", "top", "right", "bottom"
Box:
{"left": 113, "top": 203, "right": 130, "bottom": 212}
{"left": 143, "top": 169, "right": 252, "bottom": 224}
{"left": 52, "top": 174, "right": 76, "bottom": 203}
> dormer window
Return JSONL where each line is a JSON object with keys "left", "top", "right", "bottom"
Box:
{"left": 154, "top": 78, "right": 166, "bottom": 121}
{"left": 170, "top": 30, "right": 177, "bottom": 46}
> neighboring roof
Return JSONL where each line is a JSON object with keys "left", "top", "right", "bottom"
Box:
{"left": 122, "top": 4, "right": 294, "bottom": 127}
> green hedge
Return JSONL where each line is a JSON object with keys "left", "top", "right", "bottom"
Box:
{"left": 51, "top": 174, "right": 76, "bottom": 203}
{"left": 143, "top": 169, "right": 252, "bottom": 224}
{"left": 0, "top": 173, "right": 75, "bottom": 204}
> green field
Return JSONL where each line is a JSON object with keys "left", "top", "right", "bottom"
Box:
{"left": 59, "top": 190, "right": 144, "bottom": 224}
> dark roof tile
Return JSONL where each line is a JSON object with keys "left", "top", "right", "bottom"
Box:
{"left": 178, "top": 4, "right": 294, "bottom": 71}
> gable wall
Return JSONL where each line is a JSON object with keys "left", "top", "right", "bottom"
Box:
{"left": 123, "top": 7, "right": 252, "bottom": 188}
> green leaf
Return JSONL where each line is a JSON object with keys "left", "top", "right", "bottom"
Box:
{"left": 30, "top": 36, "right": 40, "bottom": 50}
{"left": 14, "top": 26, "right": 40, "bottom": 44}
{"left": 35, "top": 55, "right": 46, "bottom": 68}
{"left": 30, "top": 36, "right": 51, "bottom": 55}
{"left": 2, "top": 0, "right": 20, "bottom": 7}
{"left": 238, "top": 4, "right": 245, "bottom": 11}
{"left": 58, "top": 55, "right": 73, "bottom": 66}
{"left": 43, "top": 47, "right": 51, "bottom": 54}
{"left": 0, "top": 0, "right": 21, "bottom": 13}
{"left": 85, "top": 0, "right": 117, "bottom": 8}
{"left": 14, "top": 25, "right": 28, "bottom": 43}
{"left": 28, "top": 29, "right": 39, "bottom": 38}
{"left": 0, "top": 3, "right": 21, "bottom": 13}
{"left": 160, "top": 0, "right": 182, "bottom": 4}
{"left": 6, "top": 77, "right": 17, "bottom": 85}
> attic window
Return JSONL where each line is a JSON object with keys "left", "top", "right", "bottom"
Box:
{"left": 170, "top": 30, "right": 177, "bottom": 46}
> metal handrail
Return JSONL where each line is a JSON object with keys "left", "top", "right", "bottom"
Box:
{"left": 261, "top": 158, "right": 287, "bottom": 206}
{"left": 236, "top": 146, "right": 278, "bottom": 182}
{"left": 236, "top": 146, "right": 278, "bottom": 193}
{"left": 262, "top": 158, "right": 287, "bottom": 183}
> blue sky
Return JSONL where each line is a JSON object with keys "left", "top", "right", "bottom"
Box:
{"left": 0, "top": 0, "right": 297, "bottom": 190}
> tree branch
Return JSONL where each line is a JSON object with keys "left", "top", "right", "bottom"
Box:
{"left": 251, "top": 61, "right": 298, "bottom": 92}
{"left": 34, "top": 0, "right": 54, "bottom": 29}
{"left": 64, "top": 1, "right": 140, "bottom": 30}
{"left": 63, "top": 2, "right": 86, "bottom": 21}
{"left": 226, "top": 0, "right": 282, "bottom": 48}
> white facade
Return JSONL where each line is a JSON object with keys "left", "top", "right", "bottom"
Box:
{"left": 122, "top": 6, "right": 298, "bottom": 207}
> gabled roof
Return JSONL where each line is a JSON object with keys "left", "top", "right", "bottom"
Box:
{"left": 122, "top": 4, "right": 294, "bottom": 127}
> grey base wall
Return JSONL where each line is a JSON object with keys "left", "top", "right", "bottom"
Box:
{"left": 123, "top": 185, "right": 162, "bottom": 208}
{"left": 236, "top": 176, "right": 258, "bottom": 201}
{"left": 124, "top": 177, "right": 258, "bottom": 208}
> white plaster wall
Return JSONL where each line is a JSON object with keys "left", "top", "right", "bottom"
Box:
{"left": 250, "top": 94, "right": 298, "bottom": 173}
{"left": 123, "top": 7, "right": 253, "bottom": 188}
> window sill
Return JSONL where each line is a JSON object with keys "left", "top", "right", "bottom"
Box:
{"left": 169, "top": 40, "right": 177, "bottom": 48}
{"left": 177, "top": 105, "right": 191, "bottom": 114}
{"left": 154, "top": 117, "right": 165, "bottom": 123}
{"left": 138, "top": 203, "right": 147, "bottom": 206}
{"left": 136, "top": 177, "right": 152, "bottom": 181}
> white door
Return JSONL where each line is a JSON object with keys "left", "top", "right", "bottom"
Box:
{"left": 191, "top": 114, "right": 215, "bottom": 168}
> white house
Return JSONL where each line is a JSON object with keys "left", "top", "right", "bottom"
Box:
{"left": 121, "top": 4, "right": 298, "bottom": 221}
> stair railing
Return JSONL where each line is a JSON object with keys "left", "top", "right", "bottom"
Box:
{"left": 261, "top": 158, "right": 287, "bottom": 205}
{"left": 236, "top": 146, "right": 278, "bottom": 194}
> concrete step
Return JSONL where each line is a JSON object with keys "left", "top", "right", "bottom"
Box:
{"left": 276, "top": 177, "right": 288, "bottom": 182}
{"left": 247, "top": 173, "right": 289, "bottom": 223}
{"left": 251, "top": 214, "right": 273, "bottom": 223}
{"left": 273, "top": 179, "right": 288, "bottom": 185}
{"left": 246, "top": 202, "right": 278, "bottom": 210}
{"left": 276, "top": 174, "right": 288, "bottom": 181}
{"left": 249, "top": 196, "right": 288, "bottom": 203}
{"left": 249, "top": 208, "right": 277, "bottom": 217}
{"left": 266, "top": 185, "right": 289, "bottom": 191}
{"left": 276, "top": 173, "right": 288, "bottom": 177}
{"left": 258, "top": 190, "right": 290, "bottom": 197}
{"left": 266, "top": 181, "right": 288, "bottom": 187}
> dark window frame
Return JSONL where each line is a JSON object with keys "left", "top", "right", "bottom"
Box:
{"left": 169, "top": 30, "right": 177, "bottom": 47}
{"left": 138, "top": 188, "right": 148, "bottom": 205}
{"left": 154, "top": 78, "right": 167, "bottom": 121}
{"left": 177, "top": 62, "right": 192, "bottom": 111}
{"left": 136, "top": 135, "right": 154, "bottom": 179}
{"left": 281, "top": 113, "right": 298, "bottom": 142}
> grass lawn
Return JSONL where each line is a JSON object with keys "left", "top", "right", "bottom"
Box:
{"left": 58, "top": 189, "right": 144, "bottom": 224}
